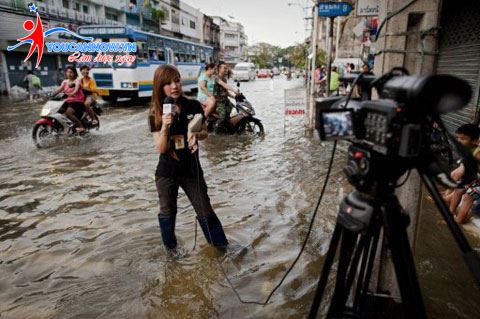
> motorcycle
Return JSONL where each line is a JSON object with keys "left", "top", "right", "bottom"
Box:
{"left": 206, "top": 88, "right": 264, "bottom": 136}
{"left": 32, "top": 93, "right": 102, "bottom": 148}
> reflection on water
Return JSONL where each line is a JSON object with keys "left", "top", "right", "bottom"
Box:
{"left": 0, "top": 78, "right": 479, "bottom": 318}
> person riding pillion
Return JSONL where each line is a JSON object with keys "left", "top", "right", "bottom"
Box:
{"left": 150, "top": 64, "right": 229, "bottom": 252}
{"left": 80, "top": 65, "right": 99, "bottom": 125}
{"left": 213, "top": 61, "right": 240, "bottom": 133}
{"left": 197, "top": 63, "right": 216, "bottom": 118}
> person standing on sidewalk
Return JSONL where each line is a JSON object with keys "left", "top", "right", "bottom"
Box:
{"left": 150, "top": 65, "right": 229, "bottom": 253}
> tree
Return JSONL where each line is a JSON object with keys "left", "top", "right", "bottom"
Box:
{"left": 316, "top": 50, "right": 327, "bottom": 67}
{"left": 290, "top": 43, "right": 308, "bottom": 68}
{"left": 252, "top": 43, "right": 276, "bottom": 68}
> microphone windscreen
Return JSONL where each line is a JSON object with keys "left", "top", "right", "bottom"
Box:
{"left": 163, "top": 96, "right": 174, "bottom": 114}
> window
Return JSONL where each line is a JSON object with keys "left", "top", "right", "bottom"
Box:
{"left": 149, "top": 50, "right": 158, "bottom": 60}
{"left": 82, "top": 4, "right": 88, "bottom": 13}
{"left": 106, "top": 12, "right": 118, "bottom": 21}
{"left": 181, "top": 17, "right": 186, "bottom": 26}
{"left": 74, "top": 2, "right": 80, "bottom": 11}
{"left": 157, "top": 49, "right": 165, "bottom": 61}
{"left": 190, "top": 21, "right": 195, "bottom": 29}
{"left": 62, "top": 0, "right": 69, "bottom": 9}
{"left": 172, "top": 13, "right": 179, "bottom": 24}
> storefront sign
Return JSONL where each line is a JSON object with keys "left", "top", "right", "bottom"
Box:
{"left": 357, "top": 0, "right": 380, "bottom": 16}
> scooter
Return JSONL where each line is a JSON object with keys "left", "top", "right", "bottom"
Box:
{"left": 206, "top": 83, "right": 264, "bottom": 136}
{"left": 32, "top": 93, "right": 102, "bottom": 148}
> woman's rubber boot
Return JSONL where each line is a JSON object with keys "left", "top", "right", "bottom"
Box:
{"left": 197, "top": 214, "right": 229, "bottom": 247}
{"left": 158, "top": 215, "right": 177, "bottom": 250}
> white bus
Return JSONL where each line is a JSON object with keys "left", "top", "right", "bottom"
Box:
{"left": 76, "top": 25, "right": 214, "bottom": 102}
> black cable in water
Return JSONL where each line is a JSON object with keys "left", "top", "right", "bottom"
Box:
{"left": 191, "top": 140, "right": 337, "bottom": 305}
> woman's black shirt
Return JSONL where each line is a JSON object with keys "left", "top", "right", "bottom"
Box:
{"left": 155, "top": 96, "right": 204, "bottom": 178}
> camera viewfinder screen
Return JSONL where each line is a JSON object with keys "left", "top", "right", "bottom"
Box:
{"left": 321, "top": 110, "right": 354, "bottom": 140}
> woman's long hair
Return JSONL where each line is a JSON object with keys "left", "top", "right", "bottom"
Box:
{"left": 150, "top": 65, "right": 181, "bottom": 131}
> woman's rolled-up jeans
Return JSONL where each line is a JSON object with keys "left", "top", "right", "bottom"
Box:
{"left": 155, "top": 173, "right": 228, "bottom": 248}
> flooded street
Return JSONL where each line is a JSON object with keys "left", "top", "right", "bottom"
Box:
{"left": 1, "top": 77, "right": 480, "bottom": 318}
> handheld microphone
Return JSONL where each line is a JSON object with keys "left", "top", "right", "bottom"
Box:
{"left": 163, "top": 96, "right": 174, "bottom": 116}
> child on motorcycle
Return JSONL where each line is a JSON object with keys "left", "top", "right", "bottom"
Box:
{"left": 213, "top": 61, "right": 240, "bottom": 133}
{"left": 197, "top": 63, "right": 216, "bottom": 118}
{"left": 52, "top": 66, "right": 86, "bottom": 133}
{"left": 80, "top": 65, "right": 99, "bottom": 125}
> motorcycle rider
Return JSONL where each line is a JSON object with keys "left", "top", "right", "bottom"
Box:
{"left": 80, "top": 65, "right": 99, "bottom": 125}
{"left": 52, "top": 66, "right": 86, "bottom": 133}
{"left": 197, "top": 63, "right": 216, "bottom": 118}
{"left": 213, "top": 61, "right": 239, "bottom": 133}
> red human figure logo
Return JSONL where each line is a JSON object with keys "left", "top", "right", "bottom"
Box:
{"left": 18, "top": 13, "right": 44, "bottom": 68}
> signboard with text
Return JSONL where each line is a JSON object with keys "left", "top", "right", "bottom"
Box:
{"left": 356, "top": 0, "right": 380, "bottom": 16}
{"left": 285, "top": 89, "right": 306, "bottom": 116}
{"left": 318, "top": 2, "right": 353, "bottom": 17}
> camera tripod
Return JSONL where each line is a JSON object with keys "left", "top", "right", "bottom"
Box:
{"left": 308, "top": 149, "right": 480, "bottom": 318}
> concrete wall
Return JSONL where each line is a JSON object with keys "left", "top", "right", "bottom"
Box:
{"left": 374, "top": 0, "right": 441, "bottom": 76}
{"left": 367, "top": 0, "right": 443, "bottom": 310}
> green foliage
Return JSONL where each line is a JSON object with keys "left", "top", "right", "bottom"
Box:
{"left": 151, "top": 7, "right": 165, "bottom": 22}
{"left": 289, "top": 43, "right": 308, "bottom": 68}
{"left": 145, "top": 3, "right": 166, "bottom": 22}
{"left": 250, "top": 42, "right": 327, "bottom": 69}
{"left": 252, "top": 43, "right": 278, "bottom": 68}
{"left": 316, "top": 50, "right": 327, "bottom": 67}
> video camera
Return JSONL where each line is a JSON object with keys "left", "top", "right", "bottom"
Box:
{"left": 310, "top": 68, "right": 480, "bottom": 319}
{"left": 315, "top": 68, "right": 475, "bottom": 193}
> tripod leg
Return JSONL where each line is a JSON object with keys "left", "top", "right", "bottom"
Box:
{"left": 381, "top": 197, "right": 426, "bottom": 318}
{"left": 354, "top": 217, "right": 382, "bottom": 313}
{"left": 337, "top": 217, "right": 380, "bottom": 314}
{"left": 326, "top": 228, "right": 359, "bottom": 318}
{"left": 308, "top": 223, "right": 343, "bottom": 319}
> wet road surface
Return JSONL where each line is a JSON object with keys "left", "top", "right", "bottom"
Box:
{"left": 0, "top": 77, "right": 479, "bottom": 318}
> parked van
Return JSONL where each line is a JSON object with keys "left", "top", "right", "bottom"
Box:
{"left": 233, "top": 62, "right": 256, "bottom": 81}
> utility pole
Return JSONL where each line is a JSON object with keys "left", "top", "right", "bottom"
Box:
{"left": 325, "top": 16, "right": 334, "bottom": 96}
{"left": 308, "top": 2, "right": 319, "bottom": 130}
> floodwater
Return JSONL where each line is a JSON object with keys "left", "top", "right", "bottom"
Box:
{"left": 0, "top": 77, "right": 479, "bottom": 318}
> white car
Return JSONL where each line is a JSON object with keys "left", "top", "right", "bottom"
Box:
{"left": 233, "top": 62, "right": 256, "bottom": 81}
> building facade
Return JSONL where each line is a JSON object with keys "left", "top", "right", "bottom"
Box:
{"left": 0, "top": 0, "right": 245, "bottom": 93}
{"left": 158, "top": 0, "right": 202, "bottom": 43}
{"left": 212, "top": 16, "right": 248, "bottom": 65}
{"left": 0, "top": 0, "right": 164, "bottom": 93}
{"left": 201, "top": 14, "right": 220, "bottom": 61}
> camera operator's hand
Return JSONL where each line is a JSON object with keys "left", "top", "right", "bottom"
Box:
{"left": 162, "top": 113, "right": 173, "bottom": 128}
{"left": 188, "top": 132, "right": 198, "bottom": 154}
